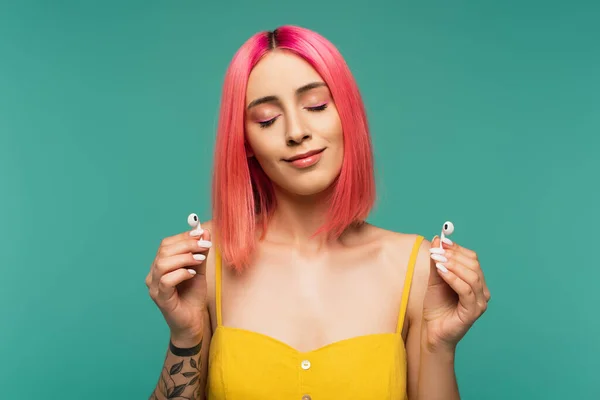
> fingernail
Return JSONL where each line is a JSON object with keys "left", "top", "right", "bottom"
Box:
{"left": 190, "top": 229, "right": 204, "bottom": 236}
{"left": 187, "top": 268, "right": 197, "bottom": 275}
{"left": 436, "top": 263, "right": 448, "bottom": 273}
{"left": 197, "top": 240, "right": 212, "bottom": 248}
{"left": 193, "top": 254, "right": 206, "bottom": 261}
{"left": 429, "top": 248, "right": 445, "bottom": 255}
{"left": 431, "top": 254, "right": 448, "bottom": 263}
{"left": 442, "top": 237, "right": 453, "bottom": 245}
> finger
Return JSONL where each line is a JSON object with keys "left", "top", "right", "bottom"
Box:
{"left": 436, "top": 242, "right": 491, "bottom": 303}
{"left": 443, "top": 259, "right": 485, "bottom": 304}
{"left": 435, "top": 266, "right": 478, "bottom": 313}
{"left": 442, "top": 249, "right": 491, "bottom": 302}
{"left": 160, "top": 225, "right": 207, "bottom": 247}
{"left": 442, "top": 250, "right": 479, "bottom": 271}
{"left": 160, "top": 237, "right": 213, "bottom": 258}
{"left": 442, "top": 240, "right": 478, "bottom": 260}
{"left": 483, "top": 285, "right": 491, "bottom": 302}
{"left": 156, "top": 268, "right": 198, "bottom": 303}
{"left": 153, "top": 253, "right": 206, "bottom": 282}
{"left": 430, "top": 236, "right": 446, "bottom": 254}
{"left": 428, "top": 237, "right": 447, "bottom": 285}
{"left": 437, "top": 257, "right": 489, "bottom": 319}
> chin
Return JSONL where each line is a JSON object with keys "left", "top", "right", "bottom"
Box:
{"left": 278, "top": 173, "right": 338, "bottom": 197}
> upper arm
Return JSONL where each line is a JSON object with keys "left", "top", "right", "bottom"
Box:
{"left": 405, "top": 237, "right": 432, "bottom": 399}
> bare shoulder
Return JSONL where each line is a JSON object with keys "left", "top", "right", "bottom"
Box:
{"left": 200, "top": 218, "right": 215, "bottom": 270}
{"left": 353, "top": 223, "right": 432, "bottom": 325}
{"left": 352, "top": 222, "right": 431, "bottom": 262}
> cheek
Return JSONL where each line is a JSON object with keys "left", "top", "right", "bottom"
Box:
{"left": 307, "top": 105, "right": 342, "bottom": 138}
{"left": 325, "top": 115, "right": 344, "bottom": 168}
{"left": 319, "top": 113, "right": 343, "bottom": 145}
{"left": 245, "top": 129, "right": 281, "bottom": 166}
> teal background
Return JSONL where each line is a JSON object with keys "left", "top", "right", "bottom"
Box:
{"left": 1, "top": 0, "right": 598, "bottom": 398}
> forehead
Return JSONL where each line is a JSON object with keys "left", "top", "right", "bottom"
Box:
{"left": 246, "top": 50, "right": 323, "bottom": 100}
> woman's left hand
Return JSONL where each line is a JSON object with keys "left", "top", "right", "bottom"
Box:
{"left": 422, "top": 236, "right": 491, "bottom": 353}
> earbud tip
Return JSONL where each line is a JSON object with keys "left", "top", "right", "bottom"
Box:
{"left": 442, "top": 221, "right": 455, "bottom": 235}
{"left": 187, "top": 213, "right": 199, "bottom": 228}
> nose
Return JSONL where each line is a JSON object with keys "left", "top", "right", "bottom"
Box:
{"left": 285, "top": 111, "right": 311, "bottom": 146}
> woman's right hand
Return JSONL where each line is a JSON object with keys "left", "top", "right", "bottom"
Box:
{"left": 145, "top": 214, "right": 212, "bottom": 347}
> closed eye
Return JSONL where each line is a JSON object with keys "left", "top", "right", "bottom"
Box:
{"left": 257, "top": 103, "right": 327, "bottom": 129}
{"left": 306, "top": 103, "right": 328, "bottom": 112}
{"left": 258, "top": 117, "right": 277, "bottom": 128}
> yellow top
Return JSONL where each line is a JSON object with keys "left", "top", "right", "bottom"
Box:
{"left": 206, "top": 235, "right": 424, "bottom": 400}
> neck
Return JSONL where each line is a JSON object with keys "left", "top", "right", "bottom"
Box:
{"left": 262, "top": 185, "right": 339, "bottom": 252}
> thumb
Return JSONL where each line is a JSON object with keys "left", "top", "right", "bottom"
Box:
{"left": 428, "top": 235, "right": 446, "bottom": 285}
{"left": 431, "top": 235, "right": 441, "bottom": 248}
{"left": 201, "top": 226, "right": 212, "bottom": 242}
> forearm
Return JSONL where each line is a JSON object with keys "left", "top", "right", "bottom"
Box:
{"left": 416, "top": 336, "right": 460, "bottom": 400}
{"left": 150, "top": 333, "right": 205, "bottom": 400}
{"left": 150, "top": 308, "right": 211, "bottom": 400}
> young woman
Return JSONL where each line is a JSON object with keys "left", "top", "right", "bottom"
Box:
{"left": 146, "top": 25, "right": 491, "bottom": 400}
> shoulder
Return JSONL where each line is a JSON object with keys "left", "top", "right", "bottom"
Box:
{"left": 200, "top": 219, "right": 215, "bottom": 273}
{"left": 201, "top": 219, "right": 214, "bottom": 232}
{"left": 351, "top": 222, "right": 431, "bottom": 265}
{"left": 353, "top": 223, "right": 432, "bottom": 323}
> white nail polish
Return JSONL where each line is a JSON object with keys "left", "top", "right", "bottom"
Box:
{"left": 193, "top": 254, "right": 206, "bottom": 261}
{"left": 442, "top": 237, "right": 453, "bottom": 245}
{"left": 431, "top": 254, "right": 448, "bottom": 263}
{"left": 190, "top": 229, "right": 204, "bottom": 236}
{"left": 197, "top": 240, "right": 212, "bottom": 248}
{"left": 436, "top": 263, "right": 448, "bottom": 273}
{"left": 187, "top": 268, "right": 197, "bottom": 275}
{"left": 429, "top": 248, "right": 445, "bottom": 255}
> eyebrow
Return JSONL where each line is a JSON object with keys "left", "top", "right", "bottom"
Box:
{"left": 246, "top": 81, "right": 327, "bottom": 110}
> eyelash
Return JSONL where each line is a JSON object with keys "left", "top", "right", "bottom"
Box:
{"left": 258, "top": 103, "right": 329, "bottom": 129}
{"left": 308, "top": 103, "right": 328, "bottom": 112}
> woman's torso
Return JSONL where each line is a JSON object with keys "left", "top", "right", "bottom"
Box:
{"left": 204, "top": 224, "right": 424, "bottom": 399}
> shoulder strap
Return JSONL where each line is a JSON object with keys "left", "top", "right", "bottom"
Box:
{"left": 215, "top": 248, "right": 223, "bottom": 326}
{"left": 396, "top": 235, "right": 424, "bottom": 333}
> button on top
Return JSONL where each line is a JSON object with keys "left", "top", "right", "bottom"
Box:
{"left": 301, "top": 360, "right": 311, "bottom": 370}
{"left": 302, "top": 395, "right": 311, "bottom": 400}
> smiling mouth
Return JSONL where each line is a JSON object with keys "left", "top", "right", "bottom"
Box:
{"left": 283, "top": 148, "right": 326, "bottom": 169}
{"left": 283, "top": 148, "right": 326, "bottom": 162}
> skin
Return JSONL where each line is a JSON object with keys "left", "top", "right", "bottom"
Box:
{"left": 210, "top": 50, "right": 420, "bottom": 349}
{"left": 147, "top": 49, "right": 490, "bottom": 400}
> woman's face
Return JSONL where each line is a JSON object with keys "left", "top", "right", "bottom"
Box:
{"left": 244, "top": 50, "right": 344, "bottom": 197}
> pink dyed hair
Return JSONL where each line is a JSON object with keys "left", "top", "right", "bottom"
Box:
{"left": 211, "top": 25, "right": 376, "bottom": 271}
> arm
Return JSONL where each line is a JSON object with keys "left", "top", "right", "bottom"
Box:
{"left": 150, "top": 308, "right": 212, "bottom": 400}
{"left": 405, "top": 238, "right": 460, "bottom": 400}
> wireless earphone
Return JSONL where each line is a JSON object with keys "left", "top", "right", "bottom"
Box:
{"left": 187, "top": 213, "right": 200, "bottom": 228}
{"left": 187, "top": 213, "right": 203, "bottom": 235}
{"left": 440, "top": 221, "right": 454, "bottom": 248}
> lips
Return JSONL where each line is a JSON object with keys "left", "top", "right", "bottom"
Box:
{"left": 284, "top": 148, "right": 325, "bottom": 162}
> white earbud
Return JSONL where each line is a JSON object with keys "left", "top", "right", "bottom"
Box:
{"left": 187, "top": 213, "right": 200, "bottom": 228}
{"left": 187, "top": 213, "right": 203, "bottom": 235}
{"left": 440, "top": 221, "right": 454, "bottom": 248}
